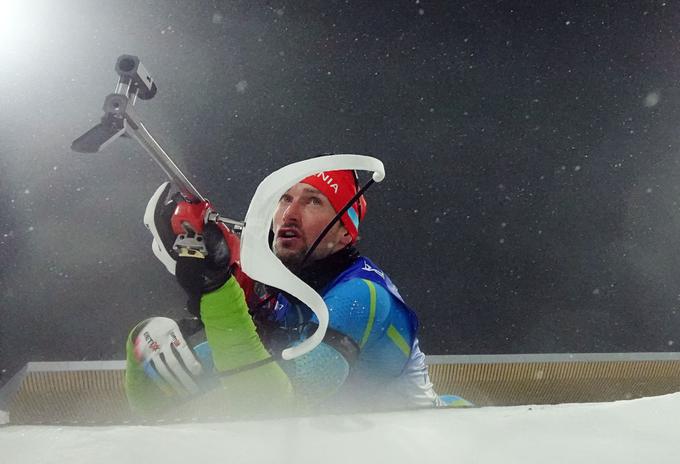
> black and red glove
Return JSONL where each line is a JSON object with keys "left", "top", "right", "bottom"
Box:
{"left": 144, "top": 182, "right": 243, "bottom": 316}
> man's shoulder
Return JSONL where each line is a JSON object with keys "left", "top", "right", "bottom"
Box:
{"left": 325, "top": 276, "right": 374, "bottom": 298}
{"left": 332, "top": 255, "right": 387, "bottom": 284}
{"left": 325, "top": 275, "right": 398, "bottom": 314}
{"left": 333, "top": 255, "right": 407, "bottom": 304}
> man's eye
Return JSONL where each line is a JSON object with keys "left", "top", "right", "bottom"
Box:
{"left": 309, "top": 196, "right": 322, "bottom": 205}
{"left": 279, "top": 194, "right": 292, "bottom": 203}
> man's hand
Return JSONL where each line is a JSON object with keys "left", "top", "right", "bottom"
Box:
{"left": 175, "top": 221, "right": 234, "bottom": 296}
{"left": 144, "top": 182, "right": 241, "bottom": 316}
{"left": 131, "top": 317, "right": 204, "bottom": 397}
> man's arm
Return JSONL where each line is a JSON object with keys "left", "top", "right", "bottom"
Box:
{"left": 127, "top": 182, "right": 290, "bottom": 415}
{"left": 275, "top": 277, "right": 404, "bottom": 407}
{"left": 199, "top": 276, "right": 294, "bottom": 414}
{"left": 310, "top": 278, "right": 414, "bottom": 378}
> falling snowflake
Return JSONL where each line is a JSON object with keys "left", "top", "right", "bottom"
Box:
{"left": 235, "top": 80, "right": 248, "bottom": 93}
{"left": 643, "top": 91, "right": 660, "bottom": 107}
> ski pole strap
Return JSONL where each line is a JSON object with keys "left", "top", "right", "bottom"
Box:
{"left": 301, "top": 177, "right": 375, "bottom": 266}
{"left": 216, "top": 356, "right": 276, "bottom": 378}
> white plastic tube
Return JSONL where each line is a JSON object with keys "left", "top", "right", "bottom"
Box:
{"left": 240, "top": 155, "right": 385, "bottom": 360}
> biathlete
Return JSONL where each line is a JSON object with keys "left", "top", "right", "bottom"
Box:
{"left": 125, "top": 165, "right": 468, "bottom": 416}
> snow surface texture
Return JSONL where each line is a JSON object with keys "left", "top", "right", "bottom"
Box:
{"left": 1, "top": 393, "right": 678, "bottom": 464}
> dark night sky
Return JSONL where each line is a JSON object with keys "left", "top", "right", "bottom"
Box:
{"left": 3, "top": 1, "right": 680, "bottom": 386}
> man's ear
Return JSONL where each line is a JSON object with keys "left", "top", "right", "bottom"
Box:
{"left": 338, "top": 227, "right": 353, "bottom": 247}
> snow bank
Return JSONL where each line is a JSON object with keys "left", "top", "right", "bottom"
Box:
{"left": 1, "top": 393, "right": 678, "bottom": 463}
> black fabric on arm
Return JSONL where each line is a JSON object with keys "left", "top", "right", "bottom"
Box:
{"left": 304, "top": 322, "right": 360, "bottom": 366}
{"left": 216, "top": 357, "right": 276, "bottom": 378}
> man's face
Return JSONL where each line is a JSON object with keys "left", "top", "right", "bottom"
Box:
{"left": 272, "top": 182, "right": 352, "bottom": 270}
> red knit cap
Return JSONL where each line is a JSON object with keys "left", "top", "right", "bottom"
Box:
{"left": 300, "top": 170, "right": 367, "bottom": 242}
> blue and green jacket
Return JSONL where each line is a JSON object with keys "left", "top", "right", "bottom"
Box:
{"left": 256, "top": 252, "right": 440, "bottom": 410}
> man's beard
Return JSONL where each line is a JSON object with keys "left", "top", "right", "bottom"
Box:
{"left": 273, "top": 244, "right": 309, "bottom": 274}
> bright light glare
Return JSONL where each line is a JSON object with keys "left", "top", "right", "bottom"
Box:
{"left": 0, "top": 0, "right": 44, "bottom": 58}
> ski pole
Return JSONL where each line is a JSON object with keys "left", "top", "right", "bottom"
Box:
{"left": 71, "top": 54, "right": 244, "bottom": 229}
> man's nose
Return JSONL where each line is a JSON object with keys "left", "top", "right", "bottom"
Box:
{"left": 281, "top": 199, "right": 302, "bottom": 223}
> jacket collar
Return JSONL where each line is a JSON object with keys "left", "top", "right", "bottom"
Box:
{"left": 296, "top": 246, "right": 360, "bottom": 293}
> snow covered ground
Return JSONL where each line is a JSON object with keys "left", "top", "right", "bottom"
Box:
{"left": 1, "top": 393, "right": 678, "bottom": 464}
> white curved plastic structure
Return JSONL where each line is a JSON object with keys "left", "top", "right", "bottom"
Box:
{"left": 143, "top": 182, "right": 177, "bottom": 275}
{"left": 240, "top": 155, "right": 386, "bottom": 360}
